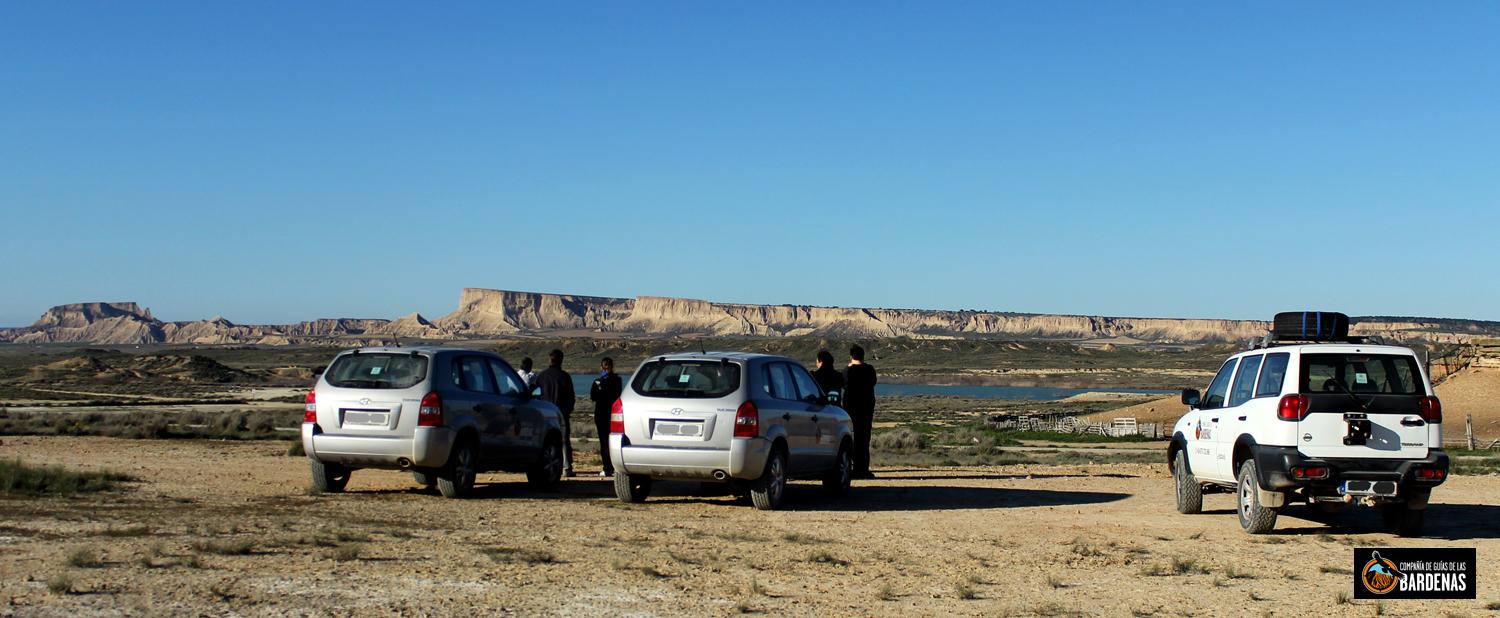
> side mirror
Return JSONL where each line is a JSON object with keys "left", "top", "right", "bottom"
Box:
{"left": 824, "top": 390, "right": 841, "bottom": 406}
{"left": 531, "top": 386, "right": 542, "bottom": 398}
{"left": 312, "top": 366, "right": 325, "bottom": 377}
{"left": 1181, "top": 389, "right": 1201, "bottom": 407}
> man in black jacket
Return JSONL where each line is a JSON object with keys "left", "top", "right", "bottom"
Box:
{"left": 536, "top": 349, "right": 576, "bottom": 478}
{"left": 590, "top": 357, "right": 624, "bottom": 477}
{"left": 843, "top": 344, "right": 878, "bottom": 479}
{"left": 812, "top": 349, "right": 844, "bottom": 400}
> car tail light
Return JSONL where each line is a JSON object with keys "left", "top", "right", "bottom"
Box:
{"left": 610, "top": 399, "right": 625, "bottom": 434}
{"left": 1418, "top": 396, "right": 1442, "bottom": 423}
{"left": 1277, "top": 394, "right": 1310, "bottom": 422}
{"left": 304, "top": 389, "right": 317, "bottom": 423}
{"left": 417, "top": 391, "right": 444, "bottom": 427}
{"left": 733, "top": 400, "right": 759, "bottom": 438}
{"left": 1290, "top": 465, "right": 1329, "bottom": 480}
{"left": 1414, "top": 467, "right": 1446, "bottom": 481}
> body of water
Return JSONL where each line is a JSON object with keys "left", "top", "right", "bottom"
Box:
{"left": 566, "top": 374, "right": 1168, "bottom": 402}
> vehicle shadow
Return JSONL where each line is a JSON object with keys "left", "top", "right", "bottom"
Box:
{"left": 1270, "top": 503, "right": 1500, "bottom": 540}
{"left": 636, "top": 482, "right": 1130, "bottom": 512}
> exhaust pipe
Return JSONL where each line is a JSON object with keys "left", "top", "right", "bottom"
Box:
{"left": 397, "top": 458, "right": 412, "bottom": 469}
{"left": 712, "top": 470, "right": 728, "bottom": 481}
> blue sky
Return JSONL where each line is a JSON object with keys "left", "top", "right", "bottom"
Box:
{"left": 3, "top": 3, "right": 1498, "bottom": 326}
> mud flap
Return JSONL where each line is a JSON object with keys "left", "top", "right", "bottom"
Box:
{"left": 1258, "top": 487, "right": 1286, "bottom": 508}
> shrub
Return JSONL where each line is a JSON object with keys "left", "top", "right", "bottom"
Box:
{"left": 872, "top": 428, "right": 926, "bottom": 451}
{"left": 0, "top": 459, "right": 132, "bottom": 496}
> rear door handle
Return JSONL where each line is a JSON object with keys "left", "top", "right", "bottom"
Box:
{"left": 1401, "top": 417, "right": 1426, "bottom": 427}
{"left": 811, "top": 416, "right": 820, "bottom": 423}
{"left": 1237, "top": 416, "right": 1247, "bottom": 421}
{"left": 782, "top": 413, "right": 791, "bottom": 421}
{"left": 1210, "top": 418, "right": 1219, "bottom": 423}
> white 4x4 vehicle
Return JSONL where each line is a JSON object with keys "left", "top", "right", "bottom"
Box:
{"left": 1169, "top": 312, "right": 1448, "bottom": 535}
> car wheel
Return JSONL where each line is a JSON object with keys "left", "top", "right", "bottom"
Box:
{"left": 1236, "top": 460, "right": 1278, "bottom": 534}
{"left": 614, "top": 472, "right": 652, "bottom": 503}
{"left": 822, "top": 445, "right": 852, "bottom": 497}
{"left": 310, "top": 459, "right": 350, "bottom": 493}
{"left": 750, "top": 448, "right": 787, "bottom": 511}
{"left": 526, "top": 437, "right": 564, "bottom": 491}
{"left": 1173, "top": 453, "right": 1203, "bottom": 514}
{"left": 412, "top": 469, "right": 436, "bottom": 488}
{"left": 437, "top": 439, "right": 478, "bottom": 499}
{"left": 1380, "top": 503, "right": 1426, "bottom": 537}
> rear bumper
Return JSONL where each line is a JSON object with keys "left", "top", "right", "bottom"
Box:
{"left": 1253, "top": 445, "right": 1449, "bottom": 492}
{"left": 611, "top": 435, "right": 771, "bottom": 481}
{"left": 302, "top": 423, "right": 454, "bottom": 469}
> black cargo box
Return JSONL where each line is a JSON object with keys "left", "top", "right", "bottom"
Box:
{"left": 1272, "top": 311, "right": 1350, "bottom": 341}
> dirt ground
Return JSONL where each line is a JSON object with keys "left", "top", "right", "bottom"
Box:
{"left": 3, "top": 437, "right": 1498, "bottom": 617}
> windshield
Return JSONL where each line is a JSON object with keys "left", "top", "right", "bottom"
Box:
{"left": 1299, "top": 353, "right": 1423, "bottom": 395}
{"left": 630, "top": 360, "right": 741, "bottom": 399}
{"left": 325, "top": 353, "right": 429, "bottom": 389}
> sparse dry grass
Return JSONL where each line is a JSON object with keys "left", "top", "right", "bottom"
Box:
{"left": 66, "top": 546, "right": 103, "bottom": 568}
{"left": 482, "top": 547, "right": 557, "bottom": 565}
{"left": 191, "top": 538, "right": 255, "bottom": 556}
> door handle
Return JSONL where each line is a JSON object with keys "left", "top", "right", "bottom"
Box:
{"left": 782, "top": 413, "right": 791, "bottom": 421}
{"left": 811, "top": 416, "right": 820, "bottom": 423}
{"left": 1401, "top": 418, "right": 1425, "bottom": 427}
{"left": 1237, "top": 416, "right": 1247, "bottom": 421}
{"left": 1210, "top": 418, "right": 1219, "bottom": 423}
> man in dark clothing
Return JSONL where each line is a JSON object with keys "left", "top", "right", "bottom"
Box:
{"left": 589, "top": 357, "right": 624, "bottom": 477}
{"left": 812, "top": 349, "right": 844, "bottom": 400}
{"left": 535, "top": 349, "right": 576, "bottom": 477}
{"left": 842, "top": 344, "right": 878, "bottom": 479}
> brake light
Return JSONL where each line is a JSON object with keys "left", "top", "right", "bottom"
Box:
{"left": 1414, "top": 467, "right": 1446, "bottom": 481}
{"left": 733, "top": 400, "right": 759, "bottom": 438}
{"left": 1277, "top": 394, "right": 1310, "bottom": 422}
{"left": 610, "top": 399, "right": 625, "bottom": 434}
{"left": 1418, "top": 396, "right": 1442, "bottom": 423}
{"left": 418, "top": 391, "right": 444, "bottom": 427}
{"left": 1290, "top": 466, "right": 1329, "bottom": 480}
{"left": 304, "top": 389, "right": 317, "bottom": 423}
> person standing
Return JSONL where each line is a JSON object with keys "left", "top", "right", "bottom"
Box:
{"left": 842, "top": 344, "right": 878, "bottom": 479}
{"left": 516, "top": 357, "right": 537, "bottom": 390}
{"left": 811, "top": 349, "right": 844, "bottom": 399}
{"left": 536, "top": 349, "right": 576, "bottom": 477}
{"left": 589, "top": 357, "right": 624, "bottom": 477}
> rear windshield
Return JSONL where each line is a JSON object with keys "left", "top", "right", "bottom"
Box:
{"left": 1299, "top": 353, "right": 1423, "bottom": 395}
{"left": 630, "top": 360, "right": 741, "bottom": 399}
{"left": 325, "top": 353, "right": 429, "bottom": 389}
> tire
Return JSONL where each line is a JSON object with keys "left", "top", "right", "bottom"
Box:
{"left": 437, "top": 439, "right": 478, "bottom": 499}
{"left": 614, "top": 472, "right": 652, "bottom": 503}
{"left": 750, "top": 448, "right": 788, "bottom": 511}
{"left": 1236, "top": 460, "right": 1278, "bottom": 534}
{"left": 822, "top": 445, "right": 852, "bottom": 497}
{"left": 310, "top": 459, "right": 350, "bottom": 493}
{"left": 526, "top": 437, "right": 564, "bottom": 491}
{"left": 1380, "top": 503, "right": 1426, "bottom": 537}
{"left": 1172, "top": 453, "right": 1202, "bottom": 514}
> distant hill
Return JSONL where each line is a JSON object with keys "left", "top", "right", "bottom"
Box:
{"left": 3, "top": 289, "right": 1498, "bottom": 346}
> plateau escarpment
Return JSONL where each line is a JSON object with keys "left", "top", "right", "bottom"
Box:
{"left": 3, "top": 289, "right": 1498, "bottom": 346}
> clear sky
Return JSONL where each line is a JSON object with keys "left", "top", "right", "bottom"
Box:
{"left": 3, "top": 3, "right": 1498, "bottom": 327}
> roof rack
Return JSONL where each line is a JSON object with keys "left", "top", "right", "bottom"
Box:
{"left": 1248, "top": 334, "right": 1378, "bottom": 350}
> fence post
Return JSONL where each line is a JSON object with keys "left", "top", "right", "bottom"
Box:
{"left": 1467, "top": 414, "right": 1476, "bottom": 451}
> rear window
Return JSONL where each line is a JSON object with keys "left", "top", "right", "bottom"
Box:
{"left": 1300, "top": 354, "right": 1423, "bottom": 395}
{"left": 630, "top": 360, "right": 741, "bottom": 398}
{"left": 325, "top": 353, "right": 429, "bottom": 389}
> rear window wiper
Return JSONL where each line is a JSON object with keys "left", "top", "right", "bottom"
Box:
{"left": 1326, "top": 376, "right": 1370, "bottom": 411}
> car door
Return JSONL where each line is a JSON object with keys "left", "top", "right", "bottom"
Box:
{"left": 454, "top": 355, "right": 509, "bottom": 467}
{"left": 764, "top": 362, "right": 815, "bottom": 473}
{"left": 1188, "top": 358, "right": 1237, "bottom": 483}
{"left": 489, "top": 358, "right": 539, "bottom": 464}
{"left": 788, "top": 362, "right": 838, "bottom": 468}
{"left": 1215, "top": 354, "right": 1262, "bottom": 480}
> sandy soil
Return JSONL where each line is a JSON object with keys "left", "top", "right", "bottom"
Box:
{"left": 1436, "top": 367, "right": 1500, "bottom": 442}
{"left": 1086, "top": 395, "right": 1187, "bottom": 426}
{"left": 3, "top": 438, "right": 1498, "bottom": 616}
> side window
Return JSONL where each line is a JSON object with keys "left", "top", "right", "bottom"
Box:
{"left": 455, "top": 356, "right": 497, "bottom": 394}
{"left": 1201, "top": 359, "right": 1238, "bottom": 410}
{"left": 765, "top": 363, "right": 797, "bottom": 401}
{"left": 1255, "top": 353, "right": 1290, "bottom": 398}
{"left": 788, "top": 364, "right": 824, "bottom": 402}
{"left": 1228, "top": 355, "right": 1263, "bottom": 407}
{"left": 489, "top": 359, "right": 524, "bottom": 396}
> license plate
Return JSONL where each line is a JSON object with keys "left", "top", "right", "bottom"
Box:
{"left": 1340, "top": 480, "right": 1398, "bottom": 497}
{"left": 653, "top": 420, "right": 703, "bottom": 438}
{"left": 343, "top": 409, "right": 390, "bottom": 427}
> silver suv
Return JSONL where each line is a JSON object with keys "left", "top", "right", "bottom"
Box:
{"left": 609, "top": 352, "right": 855, "bottom": 510}
{"left": 302, "top": 347, "right": 566, "bottom": 499}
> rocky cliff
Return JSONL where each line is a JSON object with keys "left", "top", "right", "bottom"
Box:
{"left": 4, "top": 288, "right": 1498, "bottom": 346}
